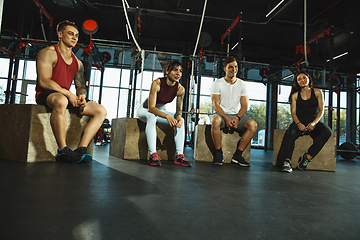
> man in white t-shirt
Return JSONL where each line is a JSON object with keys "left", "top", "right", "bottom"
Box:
{"left": 210, "top": 56, "right": 257, "bottom": 166}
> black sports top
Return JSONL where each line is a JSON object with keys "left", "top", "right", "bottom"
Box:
{"left": 296, "top": 88, "right": 318, "bottom": 125}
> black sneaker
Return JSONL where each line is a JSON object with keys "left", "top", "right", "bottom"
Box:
{"left": 174, "top": 154, "right": 192, "bottom": 167}
{"left": 282, "top": 160, "right": 293, "bottom": 173}
{"left": 213, "top": 152, "right": 224, "bottom": 166}
{"left": 149, "top": 153, "right": 161, "bottom": 166}
{"left": 74, "top": 147, "right": 93, "bottom": 164}
{"left": 56, "top": 146, "right": 84, "bottom": 164}
{"left": 298, "top": 153, "right": 311, "bottom": 170}
{"left": 231, "top": 153, "right": 250, "bottom": 167}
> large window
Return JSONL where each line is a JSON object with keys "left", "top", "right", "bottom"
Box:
{"left": 198, "top": 76, "right": 214, "bottom": 125}
{"left": 88, "top": 67, "right": 127, "bottom": 120}
{"left": 245, "top": 81, "right": 267, "bottom": 145}
{"left": 277, "top": 85, "right": 292, "bottom": 129}
{"left": 323, "top": 90, "right": 347, "bottom": 144}
{"left": 0, "top": 58, "right": 36, "bottom": 104}
{"left": 0, "top": 58, "right": 10, "bottom": 104}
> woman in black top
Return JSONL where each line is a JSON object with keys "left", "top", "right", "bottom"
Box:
{"left": 282, "top": 71, "right": 332, "bottom": 172}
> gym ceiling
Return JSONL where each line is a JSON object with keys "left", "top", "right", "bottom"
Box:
{"left": 1, "top": 0, "right": 360, "bottom": 74}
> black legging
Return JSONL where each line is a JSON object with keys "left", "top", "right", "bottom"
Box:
{"left": 284, "top": 122, "right": 332, "bottom": 160}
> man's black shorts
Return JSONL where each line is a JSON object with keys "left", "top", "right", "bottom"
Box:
{"left": 36, "top": 89, "right": 89, "bottom": 111}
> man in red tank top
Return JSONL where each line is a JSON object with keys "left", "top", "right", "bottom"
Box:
{"left": 36, "top": 20, "right": 107, "bottom": 164}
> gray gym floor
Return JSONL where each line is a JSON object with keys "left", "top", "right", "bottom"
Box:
{"left": 1, "top": 144, "right": 359, "bottom": 240}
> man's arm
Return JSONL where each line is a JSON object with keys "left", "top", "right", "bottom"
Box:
{"left": 231, "top": 95, "right": 249, "bottom": 128}
{"left": 74, "top": 60, "right": 87, "bottom": 107}
{"left": 237, "top": 95, "right": 249, "bottom": 118}
{"left": 36, "top": 47, "right": 77, "bottom": 105}
{"left": 74, "top": 60, "right": 87, "bottom": 97}
{"left": 211, "top": 94, "right": 225, "bottom": 118}
{"left": 211, "top": 94, "right": 233, "bottom": 127}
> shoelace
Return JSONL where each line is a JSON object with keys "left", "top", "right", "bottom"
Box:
{"left": 152, "top": 153, "right": 160, "bottom": 161}
{"left": 177, "top": 154, "right": 188, "bottom": 162}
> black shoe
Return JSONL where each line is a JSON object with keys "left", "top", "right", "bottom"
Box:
{"left": 298, "top": 153, "right": 311, "bottom": 171}
{"left": 74, "top": 147, "right": 93, "bottom": 164}
{"left": 213, "top": 152, "right": 224, "bottom": 166}
{"left": 231, "top": 153, "right": 250, "bottom": 167}
{"left": 56, "top": 146, "right": 84, "bottom": 164}
{"left": 282, "top": 160, "right": 293, "bottom": 172}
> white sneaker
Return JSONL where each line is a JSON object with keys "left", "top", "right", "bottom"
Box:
{"left": 282, "top": 161, "right": 293, "bottom": 173}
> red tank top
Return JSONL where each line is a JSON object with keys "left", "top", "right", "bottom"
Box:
{"left": 35, "top": 45, "right": 79, "bottom": 99}
{"left": 156, "top": 77, "right": 179, "bottom": 105}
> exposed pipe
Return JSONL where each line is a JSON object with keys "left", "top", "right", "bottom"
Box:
{"left": 39, "top": 11, "right": 47, "bottom": 41}
{"left": 304, "top": 0, "right": 309, "bottom": 67}
{"left": 188, "top": 0, "right": 208, "bottom": 143}
{"left": 309, "top": 0, "right": 342, "bottom": 22}
{"left": 189, "top": 0, "right": 208, "bottom": 111}
{"left": 139, "top": 49, "right": 145, "bottom": 103}
{"left": 89, "top": 1, "right": 306, "bottom": 27}
{"left": 121, "top": 0, "right": 147, "bottom": 107}
{"left": 121, "top": 0, "right": 141, "bottom": 52}
{"left": 191, "top": 1, "right": 208, "bottom": 57}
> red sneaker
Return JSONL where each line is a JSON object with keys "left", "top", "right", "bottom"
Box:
{"left": 149, "top": 153, "right": 161, "bottom": 166}
{"left": 174, "top": 154, "right": 192, "bottom": 167}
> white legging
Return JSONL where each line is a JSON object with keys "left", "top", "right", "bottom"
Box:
{"left": 137, "top": 103, "right": 185, "bottom": 155}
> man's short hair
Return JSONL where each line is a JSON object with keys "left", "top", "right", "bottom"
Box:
{"left": 223, "top": 56, "right": 237, "bottom": 67}
{"left": 56, "top": 20, "right": 78, "bottom": 32}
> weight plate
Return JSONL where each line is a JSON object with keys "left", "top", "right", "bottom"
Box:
{"left": 338, "top": 142, "right": 358, "bottom": 160}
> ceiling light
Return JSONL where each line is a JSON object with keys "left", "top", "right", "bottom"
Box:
{"left": 333, "top": 51, "right": 348, "bottom": 60}
{"left": 266, "top": 0, "right": 285, "bottom": 18}
{"left": 231, "top": 42, "right": 239, "bottom": 51}
{"left": 326, "top": 52, "right": 348, "bottom": 62}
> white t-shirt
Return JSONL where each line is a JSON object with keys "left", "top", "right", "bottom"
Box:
{"left": 210, "top": 77, "right": 249, "bottom": 114}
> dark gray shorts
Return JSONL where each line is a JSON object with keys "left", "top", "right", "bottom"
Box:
{"left": 212, "top": 113, "right": 252, "bottom": 132}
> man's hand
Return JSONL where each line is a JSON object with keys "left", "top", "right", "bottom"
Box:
{"left": 68, "top": 92, "right": 79, "bottom": 107}
{"left": 77, "top": 95, "right": 87, "bottom": 112}
{"left": 77, "top": 95, "right": 87, "bottom": 106}
{"left": 231, "top": 117, "right": 239, "bottom": 129}
{"left": 225, "top": 117, "right": 235, "bottom": 128}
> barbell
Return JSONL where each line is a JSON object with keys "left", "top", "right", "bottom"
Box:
{"left": 182, "top": 108, "right": 210, "bottom": 116}
{"left": 337, "top": 142, "right": 360, "bottom": 160}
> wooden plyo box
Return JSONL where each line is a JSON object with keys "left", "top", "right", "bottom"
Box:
{"left": 0, "top": 104, "right": 93, "bottom": 162}
{"left": 273, "top": 129, "right": 336, "bottom": 171}
{"left": 194, "top": 124, "right": 251, "bottom": 163}
{"left": 109, "top": 117, "right": 176, "bottom": 160}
